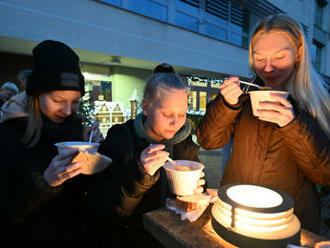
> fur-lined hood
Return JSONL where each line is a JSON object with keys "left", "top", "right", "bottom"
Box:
{"left": 1, "top": 91, "right": 28, "bottom": 122}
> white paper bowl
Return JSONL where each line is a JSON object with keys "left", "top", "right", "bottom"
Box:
{"left": 55, "top": 141, "right": 100, "bottom": 153}
{"left": 249, "top": 90, "right": 289, "bottom": 117}
{"left": 164, "top": 160, "right": 204, "bottom": 196}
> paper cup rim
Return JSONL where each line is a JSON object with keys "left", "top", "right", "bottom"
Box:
{"left": 164, "top": 160, "right": 204, "bottom": 173}
{"left": 248, "top": 90, "right": 289, "bottom": 95}
{"left": 55, "top": 141, "right": 100, "bottom": 147}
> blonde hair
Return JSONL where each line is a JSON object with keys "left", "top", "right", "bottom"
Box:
{"left": 143, "top": 73, "right": 188, "bottom": 104}
{"left": 249, "top": 14, "right": 330, "bottom": 137}
{"left": 22, "top": 96, "right": 43, "bottom": 147}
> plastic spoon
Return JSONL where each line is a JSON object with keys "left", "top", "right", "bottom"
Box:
{"left": 238, "top": 80, "right": 272, "bottom": 90}
{"left": 167, "top": 157, "right": 191, "bottom": 171}
{"left": 88, "top": 130, "right": 94, "bottom": 143}
{"left": 167, "top": 156, "right": 179, "bottom": 168}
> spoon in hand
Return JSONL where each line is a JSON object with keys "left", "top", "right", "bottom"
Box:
{"left": 238, "top": 80, "right": 272, "bottom": 90}
{"left": 88, "top": 130, "right": 94, "bottom": 143}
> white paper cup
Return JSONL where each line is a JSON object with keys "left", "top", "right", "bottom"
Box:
{"left": 55, "top": 141, "right": 100, "bottom": 153}
{"left": 249, "top": 90, "right": 289, "bottom": 117}
{"left": 164, "top": 160, "right": 204, "bottom": 196}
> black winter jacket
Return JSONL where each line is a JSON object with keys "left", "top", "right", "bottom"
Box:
{"left": 0, "top": 116, "right": 116, "bottom": 248}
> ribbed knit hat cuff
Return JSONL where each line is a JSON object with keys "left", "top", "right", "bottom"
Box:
{"left": 26, "top": 70, "right": 85, "bottom": 96}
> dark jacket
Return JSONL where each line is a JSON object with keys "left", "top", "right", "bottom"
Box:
{"left": 197, "top": 94, "right": 330, "bottom": 233}
{"left": 98, "top": 119, "right": 200, "bottom": 248}
{"left": 0, "top": 115, "right": 114, "bottom": 248}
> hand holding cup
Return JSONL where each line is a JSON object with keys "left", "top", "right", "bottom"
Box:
{"left": 249, "top": 91, "right": 295, "bottom": 127}
{"left": 43, "top": 149, "right": 83, "bottom": 187}
{"left": 195, "top": 171, "right": 205, "bottom": 194}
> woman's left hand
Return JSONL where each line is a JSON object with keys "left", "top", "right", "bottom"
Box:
{"left": 84, "top": 121, "right": 104, "bottom": 143}
{"left": 257, "top": 93, "right": 295, "bottom": 127}
{"left": 194, "top": 171, "right": 206, "bottom": 194}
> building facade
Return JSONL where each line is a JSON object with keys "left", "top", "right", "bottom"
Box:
{"left": 0, "top": 0, "right": 329, "bottom": 123}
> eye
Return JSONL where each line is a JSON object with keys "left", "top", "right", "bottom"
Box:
{"left": 274, "top": 54, "right": 285, "bottom": 60}
{"left": 52, "top": 98, "right": 62, "bottom": 103}
{"left": 254, "top": 56, "right": 265, "bottom": 63}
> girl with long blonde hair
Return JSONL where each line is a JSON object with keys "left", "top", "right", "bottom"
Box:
{"left": 197, "top": 14, "right": 330, "bottom": 233}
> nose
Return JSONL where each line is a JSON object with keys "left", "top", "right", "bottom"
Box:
{"left": 264, "top": 58, "right": 274, "bottom": 72}
{"left": 61, "top": 103, "right": 72, "bottom": 116}
{"left": 169, "top": 116, "right": 178, "bottom": 127}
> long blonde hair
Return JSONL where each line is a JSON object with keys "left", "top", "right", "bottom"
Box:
{"left": 249, "top": 14, "right": 330, "bottom": 137}
{"left": 22, "top": 96, "right": 43, "bottom": 147}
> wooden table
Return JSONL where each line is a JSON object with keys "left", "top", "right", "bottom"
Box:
{"left": 143, "top": 206, "right": 329, "bottom": 248}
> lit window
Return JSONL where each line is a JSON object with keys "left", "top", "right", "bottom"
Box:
{"left": 189, "top": 91, "right": 197, "bottom": 110}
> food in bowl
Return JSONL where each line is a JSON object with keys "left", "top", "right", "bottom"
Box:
{"left": 170, "top": 162, "right": 199, "bottom": 171}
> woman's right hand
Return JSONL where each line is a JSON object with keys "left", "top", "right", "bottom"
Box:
{"left": 140, "top": 144, "right": 169, "bottom": 176}
{"left": 220, "top": 76, "right": 243, "bottom": 105}
{"left": 43, "top": 149, "right": 83, "bottom": 187}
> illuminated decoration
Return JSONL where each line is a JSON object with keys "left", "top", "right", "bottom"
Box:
{"left": 211, "top": 184, "right": 301, "bottom": 248}
{"left": 94, "top": 101, "right": 126, "bottom": 137}
{"left": 186, "top": 76, "right": 224, "bottom": 86}
{"left": 96, "top": 104, "right": 111, "bottom": 125}
{"left": 112, "top": 104, "right": 124, "bottom": 124}
{"left": 186, "top": 75, "right": 225, "bottom": 114}
{"left": 95, "top": 103, "right": 111, "bottom": 137}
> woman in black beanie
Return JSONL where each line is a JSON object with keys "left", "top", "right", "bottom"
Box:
{"left": 0, "top": 40, "right": 105, "bottom": 248}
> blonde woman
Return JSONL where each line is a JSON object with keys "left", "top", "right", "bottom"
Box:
{"left": 197, "top": 14, "right": 329, "bottom": 233}
{"left": 98, "top": 72, "right": 203, "bottom": 247}
{"left": 0, "top": 40, "right": 104, "bottom": 247}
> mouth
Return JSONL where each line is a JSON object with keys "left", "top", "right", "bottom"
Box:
{"left": 166, "top": 130, "right": 177, "bottom": 134}
{"left": 54, "top": 115, "right": 67, "bottom": 122}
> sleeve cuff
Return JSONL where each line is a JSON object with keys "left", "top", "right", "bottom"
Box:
{"left": 133, "top": 160, "right": 160, "bottom": 186}
{"left": 31, "top": 172, "right": 64, "bottom": 194}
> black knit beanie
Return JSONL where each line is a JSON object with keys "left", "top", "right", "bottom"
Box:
{"left": 26, "top": 40, "right": 85, "bottom": 96}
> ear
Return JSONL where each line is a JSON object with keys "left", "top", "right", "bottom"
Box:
{"left": 142, "top": 99, "right": 148, "bottom": 116}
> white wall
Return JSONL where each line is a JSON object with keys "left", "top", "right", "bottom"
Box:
{"left": 0, "top": 0, "right": 250, "bottom": 77}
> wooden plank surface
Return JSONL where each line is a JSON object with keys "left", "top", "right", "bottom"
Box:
{"left": 143, "top": 206, "right": 329, "bottom": 248}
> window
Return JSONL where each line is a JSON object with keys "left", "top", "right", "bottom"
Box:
{"left": 175, "top": 0, "right": 199, "bottom": 32}
{"left": 94, "top": 0, "right": 281, "bottom": 48}
{"left": 86, "top": 80, "right": 112, "bottom": 102}
{"left": 204, "top": 0, "right": 248, "bottom": 47}
{"left": 314, "top": 0, "right": 328, "bottom": 28}
{"left": 199, "top": 91, "right": 207, "bottom": 112}
{"left": 311, "top": 40, "right": 324, "bottom": 72}
{"left": 126, "top": 0, "right": 168, "bottom": 22}
{"left": 187, "top": 76, "right": 225, "bottom": 112}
